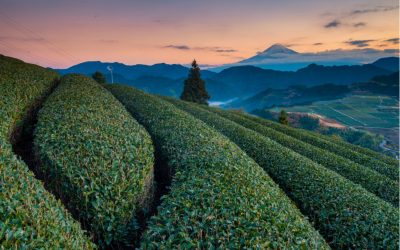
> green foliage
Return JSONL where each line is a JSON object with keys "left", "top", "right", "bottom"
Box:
{"left": 241, "top": 112, "right": 399, "bottom": 180}
{"left": 180, "top": 60, "right": 210, "bottom": 105}
{"left": 298, "top": 115, "right": 320, "bottom": 131}
{"left": 92, "top": 71, "right": 106, "bottom": 84}
{"left": 0, "top": 55, "right": 95, "bottom": 249}
{"left": 107, "top": 85, "right": 328, "bottom": 249}
{"left": 167, "top": 98, "right": 399, "bottom": 249}
{"left": 322, "top": 127, "right": 383, "bottom": 152}
{"left": 284, "top": 113, "right": 385, "bottom": 153}
{"left": 322, "top": 127, "right": 398, "bottom": 165}
{"left": 205, "top": 107, "right": 398, "bottom": 206}
{"left": 278, "top": 109, "right": 289, "bottom": 125}
{"left": 257, "top": 109, "right": 391, "bottom": 157}
{"left": 35, "top": 74, "right": 154, "bottom": 247}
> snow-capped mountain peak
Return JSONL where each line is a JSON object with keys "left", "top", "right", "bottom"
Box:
{"left": 260, "top": 44, "right": 298, "bottom": 55}
{"left": 238, "top": 43, "right": 299, "bottom": 65}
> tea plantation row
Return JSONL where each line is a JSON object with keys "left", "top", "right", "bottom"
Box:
{"left": 0, "top": 55, "right": 95, "bottom": 249}
{"left": 166, "top": 98, "right": 399, "bottom": 249}
{"left": 108, "top": 85, "right": 329, "bottom": 249}
{"left": 235, "top": 110, "right": 398, "bottom": 179}
{"left": 35, "top": 74, "right": 154, "bottom": 247}
{"left": 204, "top": 106, "right": 398, "bottom": 206}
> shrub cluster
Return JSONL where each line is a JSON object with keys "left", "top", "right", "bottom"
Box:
{"left": 322, "top": 129, "right": 398, "bottom": 166}
{"left": 237, "top": 111, "right": 398, "bottom": 180}
{"left": 205, "top": 106, "right": 398, "bottom": 206}
{"left": 167, "top": 98, "right": 399, "bottom": 249}
{"left": 35, "top": 74, "right": 154, "bottom": 247}
{"left": 107, "top": 85, "right": 329, "bottom": 249}
{"left": 0, "top": 55, "right": 95, "bottom": 248}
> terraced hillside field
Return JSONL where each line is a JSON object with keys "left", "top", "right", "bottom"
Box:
{"left": 1, "top": 55, "right": 399, "bottom": 249}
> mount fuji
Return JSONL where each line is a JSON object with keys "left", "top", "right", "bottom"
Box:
{"left": 240, "top": 43, "right": 298, "bottom": 63}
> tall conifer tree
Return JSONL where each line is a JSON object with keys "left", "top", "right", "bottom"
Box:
{"left": 181, "top": 60, "right": 210, "bottom": 105}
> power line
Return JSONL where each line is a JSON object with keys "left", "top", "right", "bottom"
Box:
{"left": 0, "top": 41, "right": 60, "bottom": 67}
{"left": 0, "top": 12, "right": 77, "bottom": 61}
{"left": 0, "top": 11, "right": 79, "bottom": 67}
{"left": 0, "top": 40, "right": 62, "bottom": 67}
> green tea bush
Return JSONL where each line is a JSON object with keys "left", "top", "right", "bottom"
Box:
{"left": 35, "top": 74, "right": 154, "bottom": 247}
{"left": 0, "top": 55, "right": 95, "bottom": 249}
{"left": 0, "top": 55, "right": 57, "bottom": 141}
{"left": 238, "top": 111, "right": 398, "bottom": 180}
{"left": 107, "top": 85, "right": 329, "bottom": 249}
{"left": 168, "top": 98, "right": 399, "bottom": 249}
{"left": 205, "top": 106, "right": 398, "bottom": 206}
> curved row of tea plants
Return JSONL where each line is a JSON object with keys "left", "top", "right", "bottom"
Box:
{"left": 107, "top": 85, "right": 329, "bottom": 249}
{"left": 0, "top": 55, "right": 95, "bottom": 249}
{"left": 35, "top": 74, "right": 154, "bottom": 247}
{"left": 204, "top": 106, "right": 398, "bottom": 206}
{"left": 0, "top": 55, "right": 57, "bottom": 142}
{"left": 235, "top": 111, "right": 398, "bottom": 180}
{"left": 167, "top": 98, "right": 399, "bottom": 249}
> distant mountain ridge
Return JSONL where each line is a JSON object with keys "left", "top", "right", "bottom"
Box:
{"left": 371, "top": 57, "right": 399, "bottom": 72}
{"left": 56, "top": 61, "right": 216, "bottom": 79}
{"left": 212, "top": 60, "right": 392, "bottom": 97}
{"left": 211, "top": 44, "right": 399, "bottom": 71}
{"left": 55, "top": 57, "right": 398, "bottom": 101}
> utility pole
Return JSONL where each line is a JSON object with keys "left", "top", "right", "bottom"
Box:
{"left": 107, "top": 65, "right": 113, "bottom": 83}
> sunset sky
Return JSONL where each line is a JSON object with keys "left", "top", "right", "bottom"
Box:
{"left": 0, "top": 0, "right": 398, "bottom": 68}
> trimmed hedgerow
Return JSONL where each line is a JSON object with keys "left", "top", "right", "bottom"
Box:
{"left": 167, "top": 98, "right": 399, "bottom": 249}
{"left": 35, "top": 74, "right": 154, "bottom": 247}
{"left": 203, "top": 106, "right": 398, "bottom": 206}
{"left": 107, "top": 85, "right": 329, "bottom": 249}
{"left": 0, "top": 55, "right": 58, "bottom": 142}
{"left": 0, "top": 55, "right": 95, "bottom": 249}
{"left": 235, "top": 111, "right": 398, "bottom": 180}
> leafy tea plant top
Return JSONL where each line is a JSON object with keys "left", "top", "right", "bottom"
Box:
{"left": 35, "top": 74, "right": 154, "bottom": 247}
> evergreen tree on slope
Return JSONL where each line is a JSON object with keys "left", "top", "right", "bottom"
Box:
{"left": 181, "top": 60, "right": 210, "bottom": 105}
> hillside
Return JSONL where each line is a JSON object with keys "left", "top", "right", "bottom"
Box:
{"left": 227, "top": 84, "right": 350, "bottom": 111}
{"left": 1, "top": 55, "right": 399, "bottom": 249}
{"left": 372, "top": 57, "right": 400, "bottom": 72}
{"left": 242, "top": 71, "right": 400, "bottom": 156}
{"left": 55, "top": 57, "right": 397, "bottom": 101}
{"left": 228, "top": 71, "right": 399, "bottom": 111}
{"left": 214, "top": 62, "right": 391, "bottom": 97}
{"left": 106, "top": 74, "right": 236, "bottom": 100}
{"left": 56, "top": 61, "right": 217, "bottom": 79}
{"left": 352, "top": 71, "right": 400, "bottom": 97}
